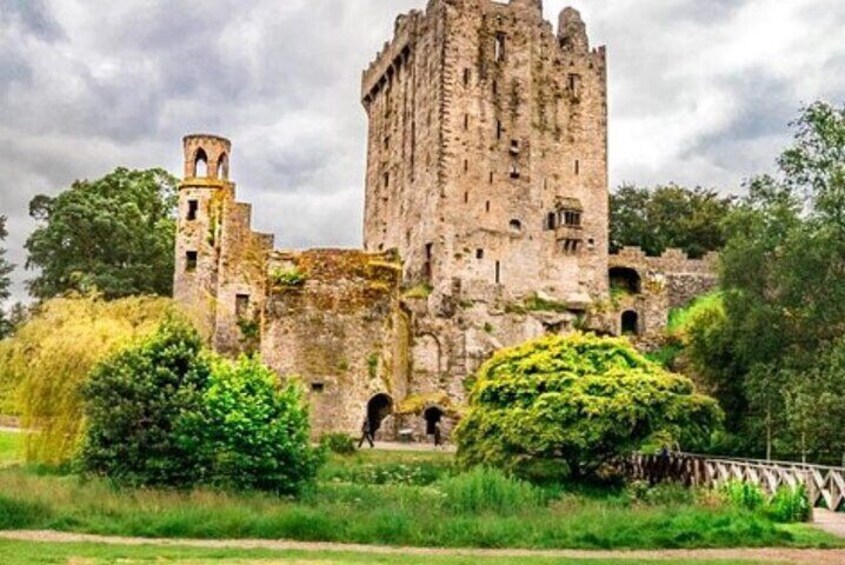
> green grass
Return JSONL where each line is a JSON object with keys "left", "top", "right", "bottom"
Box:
{"left": 0, "top": 539, "right": 777, "bottom": 565}
{"left": 0, "top": 431, "right": 22, "bottom": 466}
{"left": 0, "top": 449, "right": 840, "bottom": 551}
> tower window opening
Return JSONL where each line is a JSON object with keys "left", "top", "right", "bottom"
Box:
{"left": 217, "top": 153, "right": 229, "bottom": 180}
{"left": 464, "top": 114, "right": 469, "bottom": 130}
{"left": 492, "top": 80, "right": 498, "bottom": 95}
{"left": 384, "top": 136, "right": 390, "bottom": 150}
{"left": 311, "top": 382, "right": 325, "bottom": 393}
{"left": 509, "top": 219, "right": 522, "bottom": 233}
{"left": 463, "top": 68, "right": 471, "bottom": 87}
{"left": 494, "top": 33, "right": 506, "bottom": 62}
{"left": 563, "top": 211, "right": 582, "bottom": 227}
{"left": 509, "top": 163, "right": 520, "bottom": 179}
{"left": 194, "top": 148, "right": 208, "bottom": 178}
{"left": 187, "top": 200, "right": 198, "bottom": 221}
{"left": 235, "top": 294, "right": 250, "bottom": 319}
{"left": 465, "top": 192, "right": 469, "bottom": 203}
{"left": 489, "top": 171, "right": 494, "bottom": 184}
{"left": 546, "top": 212, "right": 556, "bottom": 230}
{"left": 486, "top": 201, "right": 491, "bottom": 213}
{"left": 496, "top": 120, "right": 503, "bottom": 140}
{"left": 575, "top": 159, "right": 580, "bottom": 175}
{"left": 510, "top": 139, "right": 520, "bottom": 154}
{"left": 476, "top": 249, "right": 485, "bottom": 260}
{"left": 383, "top": 172, "right": 390, "bottom": 188}
{"left": 568, "top": 73, "right": 582, "bottom": 97}
{"left": 495, "top": 260, "right": 501, "bottom": 284}
{"left": 561, "top": 239, "right": 581, "bottom": 255}
{"left": 622, "top": 311, "right": 640, "bottom": 336}
{"left": 186, "top": 251, "right": 198, "bottom": 272}
{"left": 464, "top": 159, "right": 469, "bottom": 173}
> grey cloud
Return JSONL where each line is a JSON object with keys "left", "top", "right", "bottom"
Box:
{"left": 0, "top": 0, "right": 63, "bottom": 40}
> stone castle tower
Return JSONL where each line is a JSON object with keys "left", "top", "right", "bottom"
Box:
{"left": 172, "top": 1, "right": 718, "bottom": 441}
{"left": 362, "top": 0, "right": 609, "bottom": 306}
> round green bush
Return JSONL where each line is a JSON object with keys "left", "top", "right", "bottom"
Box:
{"left": 455, "top": 333, "right": 722, "bottom": 481}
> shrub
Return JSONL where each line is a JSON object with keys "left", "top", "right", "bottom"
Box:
{"left": 270, "top": 267, "right": 306, "bottom": 287}
{"left": 766, "top": 485, "right": 811, "bottom": 523}
{"left": 438, "top": 467, "right": 546, "bottom": 514}
{"left": 720, "top": 480, "right": 766, "bottom": 512}
{"left": 183, "top": 356, "right": 321, "bottom": 494}
{"left": 320, "top": 433, "right": 357, "bottom": 456}
{"left": 79, "top": 319, "right": 211, "bottom": 487}
{"left": 455, "top": 333, "right": 722, "bottom": 481}
{"left": 0, "top": 295, "right": 175, "bottom": 464}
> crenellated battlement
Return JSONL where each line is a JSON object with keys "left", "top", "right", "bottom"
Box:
{"left": 610, "top": 247, "right": 719, "bottom": 275}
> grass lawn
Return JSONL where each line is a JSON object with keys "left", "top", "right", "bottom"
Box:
{"left": 0, "top": 539, "right": 775, "bottom": 565}
{"left": 0, "top": 431, "right": 22, "bottom": 466}
{"left": 0, "top": 448, "right": 840, "bottom": 552}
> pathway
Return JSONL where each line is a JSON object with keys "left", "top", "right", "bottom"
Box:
{"left": 814, "top": 509, "right": 845, "bottom": 539}
{"left": 1, "top": 531, "right": 844, "bottom": 564}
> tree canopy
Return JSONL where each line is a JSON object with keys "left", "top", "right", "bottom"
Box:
{"left": 685, "top": 102, "right": 845, "bottom": 462}
{"left": 0, "top": 216, "right": 14, "bottom": 338}
{"left": 455, "top": 333, "right": 721, "bottom": 481}
{"left": 25, "top": 167, "right": 178, "bottom": 300}
{"left": 610, "top": 184, "right": 736, "bottom": 258}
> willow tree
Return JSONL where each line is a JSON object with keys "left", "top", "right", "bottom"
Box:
{"left": 0, "top": 295, "right": 176, "bottom": 464}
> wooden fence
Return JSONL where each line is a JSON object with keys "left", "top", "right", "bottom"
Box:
{"left": 629, "top": 453, "right": 845, "bottom": 511}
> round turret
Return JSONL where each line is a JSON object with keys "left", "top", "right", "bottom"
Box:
{"left": 183, "top": 134, "right": 232, "bottom": 181}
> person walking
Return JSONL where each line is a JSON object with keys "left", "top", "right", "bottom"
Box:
{"left": 433, "top": 421, "right": 442, "bottom": 448}
{"left": 358, "top": 416, "right": 375, "bottom": 449}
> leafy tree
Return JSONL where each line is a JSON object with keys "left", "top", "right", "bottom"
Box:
{"left": 25, "top": 168, "right": 178, "bottom": 300}
{"left": 455, "top": 333, "right": 722, "bottom": 481}
{"left": 0, "top": 216, "right": 14, "bottom": 338}
{"left": 0, "top": 295, "right": 176, "bottom": 463}
{"left": 181, "top": 357, "right": 321, "bottom": 494}
{"left": 610, "top": 184, "right": 736, "bottom": 258}
{"left": 80, "top": 319, "right": 211, "bottom": 487}
{"left": 686, "top": 102, "right": 845, "bottom": 460}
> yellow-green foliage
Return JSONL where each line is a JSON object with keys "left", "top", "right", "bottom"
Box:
{"left": 455, "top": 333, "right": 722, "bottom": 481}
{"left": 0, "top": 295, "right": 176, "bottom": 464}
{"left": 667, "top": 292, "right": 724, "bottom": 340}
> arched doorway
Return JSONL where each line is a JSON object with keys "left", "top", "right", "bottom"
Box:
{"left": 367, "top": 393, "right": 393, "bottom": 434}
{"left": 622, "top": 310, "right": 640, "bottom": 336}
{"left": 423, "top": 406, "right": 444, "bottom": 435}
{"left": 609, "top": 267, "right": 642, "bottom": 295}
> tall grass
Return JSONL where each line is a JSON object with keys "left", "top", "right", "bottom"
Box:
{"left": 0, "top": 463, "right": 836, "bottom": 550}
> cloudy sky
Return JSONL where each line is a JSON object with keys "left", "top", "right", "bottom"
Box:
{"left": 1, "top": 0, "right": 844, "bottom": 303}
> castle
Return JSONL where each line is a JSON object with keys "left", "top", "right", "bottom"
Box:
{"left": 173, "top": 0, "right": 717, "bottom": 440}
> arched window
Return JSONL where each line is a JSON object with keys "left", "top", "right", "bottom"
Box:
{"left": 622, "top": 311, "right": 639, "bottom": 336}
{"left": 194, "top": 148, "right": 209, "bottom": 178}
{"left": 217, "top": 153, "right": 229, "bottom": 180}
{"left": 509, "top": 219, "right": 522, "bottom": 233}
{"left": 609, "top": 267, "right": 642, "bottom": 295}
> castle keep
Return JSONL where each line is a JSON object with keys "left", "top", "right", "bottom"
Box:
{"left": 174, "top": 0, "right": 717, "bottom": 441}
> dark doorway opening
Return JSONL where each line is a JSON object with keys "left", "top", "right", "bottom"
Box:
{"left": 424, "top": 406, "right": 444, "bottom": 435}
{"left": 367, "top": 393, "right": 393, "bottom": 434}
{"left": 622, "top": 311, "right": 639, "bottom": 336}
{"left": 609, "top": 267, "right": 642, "bottom": 294}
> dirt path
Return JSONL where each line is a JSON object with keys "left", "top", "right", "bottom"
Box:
{"left": 1, "top": 531, "right": 845, "bottom": 564}
{"left": 814, "top": 509, "right": 845, "bottom": 540}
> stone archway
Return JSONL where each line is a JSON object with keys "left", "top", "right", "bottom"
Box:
{"left": 423, "top": 405, "right": 444, "bottom": 436}
{"left": 610, "top": 267, "right": 642, "bottom": 295}
{"left": 367, "top": 393, "right": 394, "bottom": 433}
{"left": 622, "top": 310, "right": 640, "bottom": 336}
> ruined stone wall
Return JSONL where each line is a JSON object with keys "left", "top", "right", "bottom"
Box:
{"left": 362, "top": 0, "right": 609, "bottom": 307}
{"left": 261, "top": 250, "right": 407, "bottom": 438}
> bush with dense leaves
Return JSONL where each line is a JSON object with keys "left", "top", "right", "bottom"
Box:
{"left": 79, "top": 319, "right": 211, "bottom": 487}
{"left": 181, "top": 356, "right": 321, "bottom": 495}
{"left": 319, "top": 433, "right": 357, "bottom": 456}
{"left": 455, "top": 333, "right": 722, "bottom": 481}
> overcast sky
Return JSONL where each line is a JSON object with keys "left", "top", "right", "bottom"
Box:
{"left": 1, "top": 0, "right": 844, "bottom": 304}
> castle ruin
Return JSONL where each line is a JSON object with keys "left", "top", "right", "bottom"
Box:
{"left": 173, "top": 0, "right": 717, "bottom": 441}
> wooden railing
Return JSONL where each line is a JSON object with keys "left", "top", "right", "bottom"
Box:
{"left": 629, "top": 453, "right": 845, "bottom": 511}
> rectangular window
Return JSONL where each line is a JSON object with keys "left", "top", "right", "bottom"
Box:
{"left": 510, "top": 139, "right": 520, "bottom": 154}
{"left": 564, "top": 211, "right": 582, "bottom": 227}
{"left": 496, "top": 120, "right": 503, "bottom": 140}
{"left": 546, "top": 212, "right": 557, "bottom": 230}
{"left": 495, "top": 261, "right": 501, "bottom": 284}
{"left": 464, "top": 114, "right": 469, "bottom": 130}
{"left": 187, "top": 200, "right": 198, "bottom": 221}
{"left": 464, "top": 159, "right": 469, "bottom": 173}
{"left": 568, "top": 73, "right": 582, "bottom": 97}
{"left": 186, "top": 251, "right": 198, "bottom": 272}
{"left": 575, "top": 159, "right": 580, "bottom": 175}
{"left": 510, "top": 164, "right": 520, "bottom": 179}
{"left": 476, "top": 249, "right": 485, "bottom": 259}
{"left": 494, "top": 34, "right": 506, "bottom": 62}
{"left": 489, "top": 172, "right": 494, "bottom": 184}
{"left": 384, "top": 136, "right": 390, "bottom": 150}
{"left": 464, "top": 192, "right": 469, "bottom": 203}
{"left": 486, "top": 201, "right": 491, "bottom": 213}
{"left": 492, "top": 80, "right": 498, "bottom": 96}
{"left": 311, "top": 382, "right": 325, "bottom": 393}
{"left": 463, "top": 68, "right": 471, "bottom": 87}
{"left": 562, "top": 239, "right": 582, "bottom": 255}
{"left": 383, "top": 172, "right": 390, "bottom": 188}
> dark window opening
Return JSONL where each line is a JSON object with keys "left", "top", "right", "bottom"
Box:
{"left": 495, "top": 260, "right": 501, "bottom": 284}
{"left": 486, "top": 201, "right": 491, "bottom": 213}
{"left": 464, "top": 159, "right": 469, "bottom": 173}
{"left": 424, "top": 406, "right": 444, "bottom": 435}
{"left": 494, "top": 33, "right": 506, "bottom": 62}
{"left": 546, "top": 212, "right": 557, "bottom": 230}
{"left": 235, "top": 294, "right": 250, "bottom": 319}
{"left": 563, "top": 210, "right": 582, "bottom": 227}
{"left": 366, "top": 393, "right": 394, "bottom": 434}
{"left": 622, "top": 311, "right": 640, "bottom": 336}
{"left": 425, "top": 243, "right": 433, "bottom": 260}
{"left": 509, "top": 164, "right": 520, "bottom": 179}
{"left": 311, "top": 382, "right": 326, "bottom": 393}
{"left": 464, "top": 114, "right": 469, "bottom": 130}
{"left": 610, "top": 267, "right": 642, "bottom": 294}
{"left": 489, "top": 171, "right": 494, "bottom": 184}
{"left": 496, "top": 120, "right": 503, "bottom": 140}
{"left": 575, "top": 159, "right": 580, "bottom": 175}
{"left": 509, "top": 219, "right": 522, "bottom": 232}
{"left": 476, "top": 249, "right": 485, "bottom": 259}
{"left": 384, "top": 136, "right": 390, "bottom": 150}
{"left": 424, "top": 243, "right": 433, "bottom": 280}
{"left": 568, "top": 73, "right": 582, "bottom": 97}
{"left": 186, "top": 251, "right": 198, "bottom": 272}
{"left": 492, "top": 80, "right": 498, "bottom": 95}
{"left": 463, "top": 68, "right": 471, "bottom": 87}
{"left": 464, "top": 192, "right": 469, "bottom": 203}
{"left": 510, "top": 139, "right": 520, "bottom": 154}
{"left": 562, "top": 239, "right": 581, "bottom": 255}
{"left": 383, "top": 172, "right": 390, "bottom": 188}
{"left": 187, "top": 200, "right": 198, "bottom": 221}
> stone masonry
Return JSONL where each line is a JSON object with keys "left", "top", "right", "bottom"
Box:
{"left": 173, "top": 1, "right": 718, "bottom": 442}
